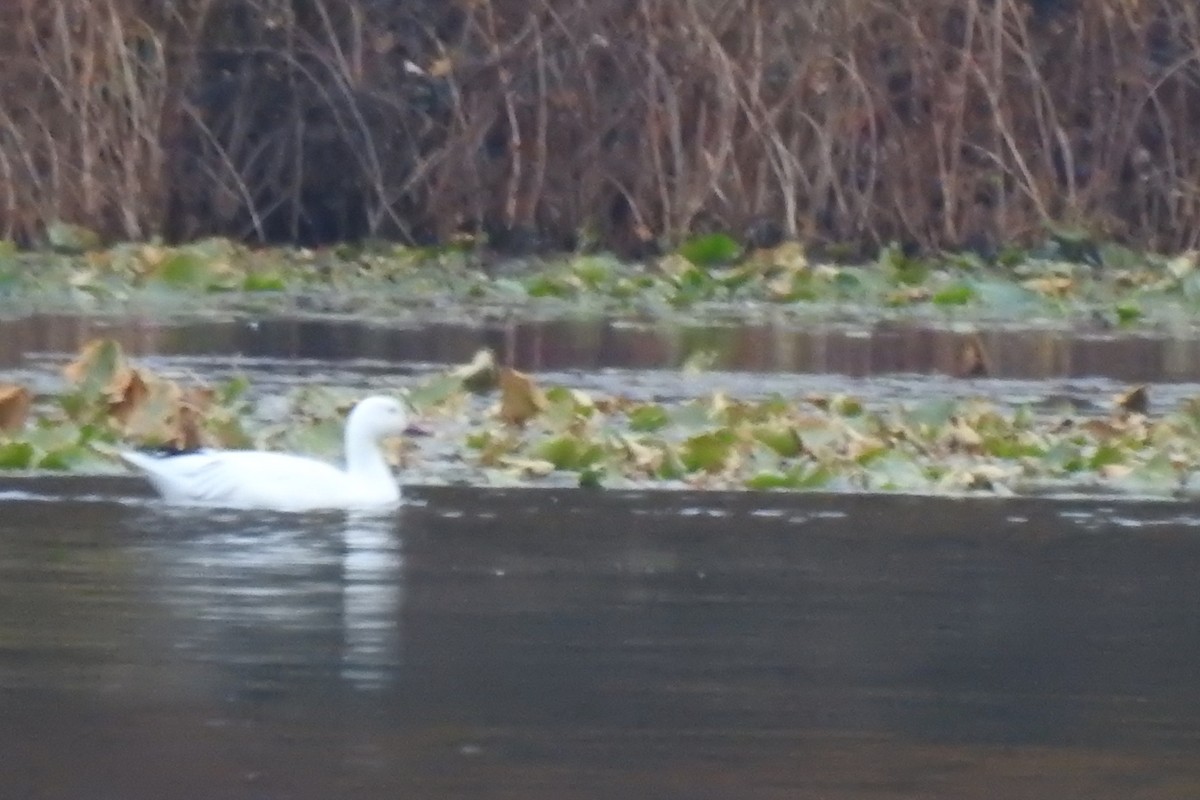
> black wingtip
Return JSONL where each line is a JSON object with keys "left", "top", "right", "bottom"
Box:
{"left": 135, "top": 443, "right": 208, "bottom": 457}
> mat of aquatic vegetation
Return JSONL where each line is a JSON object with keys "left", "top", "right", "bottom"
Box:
{"left": 3, "top": 230, "right": 1200, "bottom": 329}
{"left": 1, "top": 339, "right": 1197, "bottom": 499}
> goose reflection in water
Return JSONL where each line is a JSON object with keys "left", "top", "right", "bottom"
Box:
{"left": 136, "top": 507, "right": 405, "bottom": 695}
{"left": 340, "top": 512, "right": 404, "bottom": 690}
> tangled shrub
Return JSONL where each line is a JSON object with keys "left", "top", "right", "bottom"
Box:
{"left": 1, "top": 0, "right": 1199, "bottom": 255}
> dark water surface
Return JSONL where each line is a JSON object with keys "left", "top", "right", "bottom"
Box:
{"left": 6, "top": 311, "right": 1200, "bottom": 381}
{"left": 2, "top": 485, "right": 1199, "bottom": 799}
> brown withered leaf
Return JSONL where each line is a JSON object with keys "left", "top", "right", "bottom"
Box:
{"left": 941, "top": 416, "right": 984, "bottom": 453}
{"left": 181, "top": 384, "right": 215, "bottom": 412}
{"left": 176, "top": 385, "right": 216, "bottom": 450}
{"left": 964, "top": 464, "right": 1016, "bottom": 490}
{"left": 123, "top": 378, "right": 220, "bottom": 451}
{"left": 0, "top": 384, "right": 31, "bottom": 432}
{"left": 1100, "top": 463, "right": 1134, "bottom": 480}
{"left": 500, "top": 456, "right": 556, "bottom": 477}
{"left": 452, "top": 348, "right": 498, "bottom": 393}
{"left": 1114, "top": 385, "right": 1148, "bottom": 415}
{"left": 621, "top": 435, "right": 664, "bottom": 475}
{"left": 498, "top": 367, "right": 546, "bottom": 426}
{"left": 1167, "top": 251, "right": 1198, "bottom": 280}
{"left": 593, "top": 395, "right": 632, "bottom": 415}
{"left": 381, "top": 436, "right": 421, "bottom": 468}
{"left": 1022, "top": 276, "right": 1075, "bottom": 297}
{"left": 119, "top": 379, "right": 182, "bottom": 446}
{"left": 887, "top": 286, "right": 931, "bottom": 305}
{"left": 1080, "top": 417, "right": 1124, "bottom": 438}
{"left": 107, "top": 368, "right": 151, "bottom": 425}
{"left": 804, "top": 393, "right": 830, "bottom": 411}
{"left": 958, "top": 334, "right": 990, "bottom": 378}
{"left": 426, "top": 57, "right": 453, "bottom": 77}
{"left": 63, "top": 338, "right": 125, "bottom": 390}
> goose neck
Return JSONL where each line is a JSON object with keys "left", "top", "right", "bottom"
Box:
{"left": 344, "top": 431, "right": 392, "bottom": 482}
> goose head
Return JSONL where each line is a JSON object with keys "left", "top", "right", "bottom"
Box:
{"left": 345, "top": 395, "right": 414, "bottom": 444}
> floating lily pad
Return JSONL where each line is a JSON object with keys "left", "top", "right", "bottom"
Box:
{"left": 932, "top": 282, "right": 977, "bottom": 307}
{"left": 536, "top": 434, "right": 605, "bottom": 471}
{"left": 629, "top": 404, "right": 670, "bottom": 432}
{"left": 679, "top": 430, "right": 736, "bottom": 473}
{"left": 677, "top": 233, "right": 740, "bottom": 267}
{"left": 0, "top": 440, "right": 34, "bottom": 468}
{"left": 46, "top": 221, "right": 101, "bottom": 254}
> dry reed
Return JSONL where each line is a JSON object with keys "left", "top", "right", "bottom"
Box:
{"left": 1, "top": 0, "right": 1198, "bottom": 255}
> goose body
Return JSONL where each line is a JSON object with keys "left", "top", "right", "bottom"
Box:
{"left": 120, "top": 395, "right": 411, "bottom": 512}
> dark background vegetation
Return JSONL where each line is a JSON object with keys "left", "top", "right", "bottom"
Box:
{"left": 2, "top": 0, "right": 1199, "bottom": 256}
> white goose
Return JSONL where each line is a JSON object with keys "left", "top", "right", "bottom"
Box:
{"left": 120, "top": 395, "right": 415, "bottom": 512}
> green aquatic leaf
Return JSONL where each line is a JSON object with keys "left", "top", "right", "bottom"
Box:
{"left": 972, "top": 279, "right": 1040, "bottom": 312}
{"left": 983, "top": 434, "right": 1045, "bottom": 459}
{"left": 940, "top": 251, "right": 987, "bottom": 272}
{"left": 217, "top": 375, "right": 251, "bottom": 406}
{"left": 829, "top": 395, "right": 864, "bottom": 417}
{"left": 716, "top": 265, "right": 757, "bottom": 292}
{"left": 1098, "top": 243, "right": 1142, "bottom": 270}
{"left": 206, "top": 415, "right": 252, "bottom": 449}
{"left": 1104, "top": 453, "right": 1179, "bottom": 495}
{"left": 1046, "top": 227, "right": 1098, "bottom": 264}
{"left": 1114, "top": 301, "right": 1142, "bottom": 327}
{"left": 669, "top": 264, "right": 717, "bottom": 305}
{"left": 789, "top": 425, "right": 841, "bottom": 455}
{"left": 932, "top": 282, "right": 976, "bottom": 307}
{"left": 46, "top": 221, "right": 101, "bottom": 254}
{"left": 863, "top": 451, "right": 930, "bottom": 491}
{"left": 536, "top": 434, "right": 605, "bottom": 470}
{"left": 571, "top": 255, "right": 618, "bottom": 288}
{"left": 745, "top": 470, "right": 797, "bottom": 490}
{"left": 465, "top": 429, "right": 492, "bottom": 450}
{"left": 156, "top": 251, "right": 211, "bottom": 287}
{"left": 23, "top": 418, "right": 83, "bottom": 452}
{"left": 407, "top": 373, "right": 465, "bottom": 410}
{"left": 578, "top": 465, "right": 605, "bottom": 488}
{"left": 677, "top": 233, "right": 740, "bottom": 267}
{"left": 243, "top": 272, "right": 287, "bottom": 292}
{"left": 996, "top": 245, "right": 1027, "bottom": 267}
{"left": 543, "top": 386, "right": 595, "bottom": 421}
{"left": 903, "top": 398, "right": 957, "bottom": 431}
{"left": 1088, "top": 442, "right": 1126, "bottom": 470}
{"left": 879, "top": 243, "right": 929, "bottom": 285}
{"left": 672, "top": 399, "right": 716, "bottom": 430}
{"left": 759, "top": 394, "right": 794, "bottom": 417}
{"left": 832, "top": 269, "right": 863, "bottom": 292}
{"left": 525, "top": 274, "right": 573, "bottom": 298}
{"left": 766, "top": 270, "right": 818, "bottom": 302}
{"left": 35, "top": 447, "right": 79, "bottom": 471}
{"left": 0, "top": 241, "right": 16, "bottom": 288}
{"left": 679, "top": 430, "right": 736, "bottom": 473}
{"left": 753, "top": 423, "right": 803, "bottom": 457}
{"left": 488, "top": 277, "right": 526, "bottom": 297}
{"left": 64, "top": 339, "right": 122, "bottom": 401}
{"left": 745, "top": 464, "right": 832, "bottom": 491}
{"left": 287, "top": 417, "right": 342, "bottom": 457}
{"left": 0, "top": 440, "right": 35, "bottom": 469}
{"left": 681, "top": 349, "right": 718, "bottom": 374}
{"left": 608, "top": 276, "right": 639, "bottom": 299}
{"left": 1042, "top": 441, "right": 1087, "bottom": 473}
{"left": 656, "top": 445, "right": 686, "bottom": 480}
{"left": 628, "top": 404, "right": 670, "bottom": 432}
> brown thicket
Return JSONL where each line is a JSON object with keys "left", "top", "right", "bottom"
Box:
{"left": 1, "top": 0, "right": 1199, "bottom": 255}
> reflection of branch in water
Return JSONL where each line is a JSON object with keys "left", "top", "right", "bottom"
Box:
{"left": 341, "top": 511, "right": 404, "bottom": 691}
